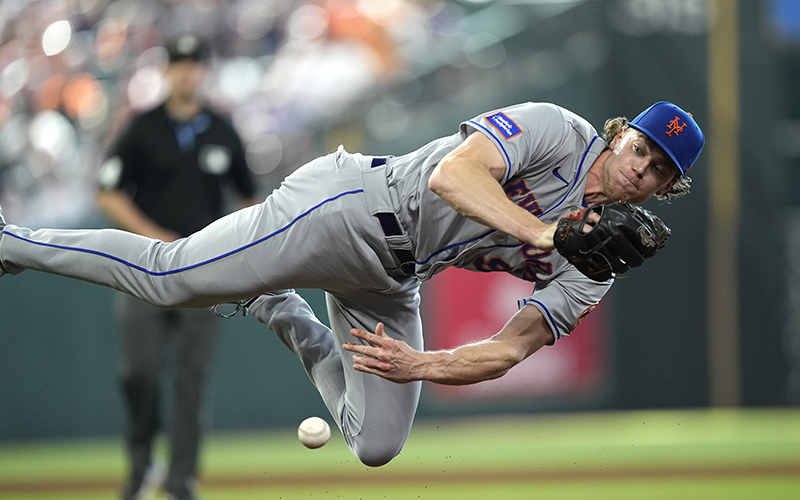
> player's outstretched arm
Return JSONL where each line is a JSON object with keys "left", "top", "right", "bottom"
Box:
{"left": 342, "top": 306, "right": 554, "bottom": 385}
{"left": 429, "top": 132, "right": 556, "bottom": 250}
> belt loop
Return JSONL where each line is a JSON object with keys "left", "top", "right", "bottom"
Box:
{"left": 376, "top": 213, "right": 401, "bottom": 236}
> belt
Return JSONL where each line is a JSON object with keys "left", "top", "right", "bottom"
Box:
{"left": 371, "top": 157, "right": 415, "bottom": 275}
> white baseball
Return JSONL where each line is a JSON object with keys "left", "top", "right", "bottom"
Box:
{"left": 297, "top": 416, "right": 331, "bottom": 449}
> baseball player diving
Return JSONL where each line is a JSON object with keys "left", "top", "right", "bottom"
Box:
{"left": 0, "top": 101, "right": 704, "bottom": 467}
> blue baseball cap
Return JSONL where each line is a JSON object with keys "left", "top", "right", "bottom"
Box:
{"left": 627, "top": 101, "right": 704, "bottom": 174}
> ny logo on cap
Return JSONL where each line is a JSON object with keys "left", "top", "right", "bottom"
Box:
{"left": 666, "top": 116, "right": 687, "bottom": 137}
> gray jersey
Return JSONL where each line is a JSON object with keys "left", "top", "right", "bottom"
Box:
{"left": 389, "top": 102, "right": 612, "bottom": 341}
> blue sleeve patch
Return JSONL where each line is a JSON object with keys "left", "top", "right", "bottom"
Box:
{"left": 484, "top": 112, "right": 523, "bottom": 139}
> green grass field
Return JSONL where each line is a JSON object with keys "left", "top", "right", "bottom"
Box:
{"left": 1, "top": 408, "right": 799, "bottom": 500}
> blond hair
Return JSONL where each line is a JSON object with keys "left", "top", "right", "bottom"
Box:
{"left": 602, "top": 117, "right": 691, "bottom": 201}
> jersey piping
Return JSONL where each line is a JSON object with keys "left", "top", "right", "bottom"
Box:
{"left": 465, "top": 119, "right": 514, "bottom": 184}
{"left": 540, "top": 135, "right": 600, "bottom": 217}
{"left": 416, "top": 229, "right": 496, "bottom": 266}
{"left": 520, "top": 297, "right": 563, "bottom": 340}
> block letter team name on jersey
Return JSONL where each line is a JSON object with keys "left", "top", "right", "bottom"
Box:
{"left": 471, "top": 179, "right": 553, "bottom": 282}
{"left": 506, "top": 180, "right": 553, "bottom": 281}
{"left": 505, "top": 180, "right": 543, "bottom": 216}
{"left": 485, "top": 112, "right": 523, "bottom": 139}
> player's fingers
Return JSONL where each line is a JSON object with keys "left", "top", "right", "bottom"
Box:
{"left": 349, "top": 327, "right": 386, "bottom": 346}
{"left": 351, "top": 354, "right": 391, "bottom": 372}
{"left": 352, "top": 363, "right": 387, "bottom": 378}
{"left": 347, "top": 343, "right": 398, "bottom": 364}
{"left": 341, "top": 342, "right": 380, "bottom": 358}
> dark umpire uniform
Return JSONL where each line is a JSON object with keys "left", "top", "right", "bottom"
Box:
{"left": 102, "top": 106, "right": 256, "bottom": 239}
{"left": 97, "top": 35, "right": 257, "bottom": 500}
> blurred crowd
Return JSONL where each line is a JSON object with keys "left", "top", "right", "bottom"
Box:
{"left": 0, "top": 0, "right": 480, "bottom": 227}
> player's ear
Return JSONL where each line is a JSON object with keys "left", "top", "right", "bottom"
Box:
{"left": 609, "top": 125, "right": 627, "bottom": 150}
{"left": 656, "top": 163, "right": 682, "bottom": 196}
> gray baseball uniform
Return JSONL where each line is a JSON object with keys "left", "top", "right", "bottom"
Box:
{"left": 0, "top": 102, "right": 613, "bottom": 466}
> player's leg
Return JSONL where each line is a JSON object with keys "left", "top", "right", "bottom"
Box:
{"left": 245, "top": 291, "right": 347, "bottom": 424}
{"left": 0, "top": 150, "right": 391, "bottom": 307}
{"left": 168, "top": 309, "right": 220, "bottom": 499}
{"left": 324, "top": 284, "right": 423, "bottom": 467}
{"left": 0, "top": 202, "right": 303, "bottom": 308}
{"left": 116, "top": 294, "right": 168, "bottom": 499}
{"left": 246, "top": 283, "right": 423, "bottom": 467}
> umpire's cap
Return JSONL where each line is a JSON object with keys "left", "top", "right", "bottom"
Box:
{"left": 166, "top": 34, "right": 210, "bottom": 64}
{"left": 627, "top": 101, "right": 705, "bottom": 174}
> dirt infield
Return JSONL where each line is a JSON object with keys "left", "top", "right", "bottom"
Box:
{"left": 2, "top": 464, "right": 799, "bottom": 494}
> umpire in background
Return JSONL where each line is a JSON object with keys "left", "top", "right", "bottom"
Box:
{"left": 96, "top": 34, "right": 259, "bottom": 500}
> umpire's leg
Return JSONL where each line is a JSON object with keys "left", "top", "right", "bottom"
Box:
{"left": 117, "top": 294, "right": 168, "bottom": 490}
{"left": 168, "top": 308, "right": 220, "bottom": 496}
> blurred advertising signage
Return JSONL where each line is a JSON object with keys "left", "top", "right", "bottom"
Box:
{"left": 422, "top": 268, "right": 609, "bottom": 403}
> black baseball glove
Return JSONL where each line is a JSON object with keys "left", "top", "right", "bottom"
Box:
{"left": 553, "top": 202, "right": 671, "bottom": 282}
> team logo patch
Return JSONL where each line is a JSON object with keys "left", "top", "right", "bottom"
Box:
{"left": 485, "top": 112, "right": 523, "bottom": 139}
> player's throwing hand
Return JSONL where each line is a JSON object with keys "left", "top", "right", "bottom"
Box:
{"left": 344, "top": 323, "right": 424, "bottom": 384}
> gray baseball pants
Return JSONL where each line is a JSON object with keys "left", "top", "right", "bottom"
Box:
{"left": 0, "top": 148, "right": 423, "bottom": 466}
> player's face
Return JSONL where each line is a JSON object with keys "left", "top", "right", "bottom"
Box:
{"left": 601, "top": 128, "right": 679, "bottom": 203}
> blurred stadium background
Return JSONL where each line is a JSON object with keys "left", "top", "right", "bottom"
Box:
{"left": 0, "top": 0, "right": 799, "bottom": 498}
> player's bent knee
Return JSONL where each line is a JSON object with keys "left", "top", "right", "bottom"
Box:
{"left": 351, "top": 436, "right": 404, "bottom": 467}
{"left": 354, "top": 447, "right": 399, "bottom": 468}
